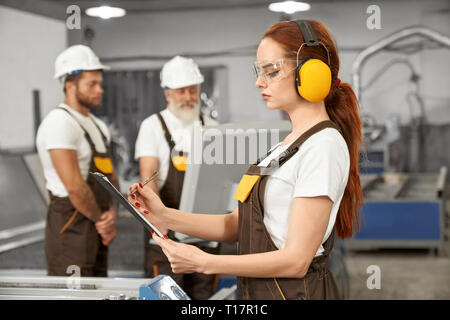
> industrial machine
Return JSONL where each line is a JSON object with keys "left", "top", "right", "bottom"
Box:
{"left": 344, "top": 167, "right": 447, "bottom": 255}
{"left": 0, "top": 90, "right": 48, "bottom": 255}
{"left": 347, "top": 25, "right": 450, "bottom": 256}
{"left": 0, "top": 275, "right": 144, "bottom": 300}
{"left": 352, "top": 25, "right": 450, "bottom": 110}
{"left": 0, "top": 274, "right": 236, "bottom": 300}
{"left": 0, "top": 152, "right": 47, "bottom": 254}
{"left": 353, "top": 25, "right": 450, "bottom": 175}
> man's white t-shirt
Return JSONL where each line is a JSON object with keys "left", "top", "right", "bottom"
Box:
{"left": 135, "top": 108, "right": 218, "bottom": 189}
{"left": 36, "top": 103, "right": 111, "bottom": 197}
{"left": 257, "top": 128, "right": 350, "bottom": 257}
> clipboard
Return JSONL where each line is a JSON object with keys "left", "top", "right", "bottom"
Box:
{"left": 90, "top": 172, "right": 164, "bottom": 238}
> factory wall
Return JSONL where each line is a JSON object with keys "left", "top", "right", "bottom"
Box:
{"left": 0, "top": 5, "right": 66, "bottom": 150}
{"left": 70, "top": 0, "right": 449, "bottom": 128}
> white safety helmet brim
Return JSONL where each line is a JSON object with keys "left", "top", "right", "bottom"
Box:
{"left": 162, "top": 78, "right": 204, "bottom": 90}
{"left": 54, "top": 64, "right": 111, "bottom": 80}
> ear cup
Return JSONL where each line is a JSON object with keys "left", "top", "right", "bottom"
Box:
{"left": 296, "top": 59, "right": 332, "bottom": 102}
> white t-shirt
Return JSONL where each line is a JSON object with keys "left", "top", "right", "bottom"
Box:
{"left": 257, "top": 128, "right": 350, "bottom": 257}
{"left": 36, "top": 103, "right": 111, "bottom": 197}
{"left": 135, "top": 108, "right": 218, "bottom": 189}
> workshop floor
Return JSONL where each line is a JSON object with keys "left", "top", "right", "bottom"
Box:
{"left": 1, "top": 198, "right": 449, "bottom": 299}
{"left": 345, "top": 249, "right": 450, "bottom": 299}
{"left": 344, "top": 196, "right": 450, "bottom": 300}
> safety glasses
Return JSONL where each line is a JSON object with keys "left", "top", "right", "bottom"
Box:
{"left": 252, "top": 59, "right": 298, "bottom": 84}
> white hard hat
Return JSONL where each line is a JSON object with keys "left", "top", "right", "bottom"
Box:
{"left": 54, "top": 44, "right": 110, "bottom": 81}
{"left": 160, "top": 56, "right": 204, "bottom": 90}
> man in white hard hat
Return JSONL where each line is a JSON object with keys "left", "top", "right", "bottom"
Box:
{"left": 135, "top": 56, "right": 219, "bottom": 299}
{"left": 36, "top": 45, "right": 119, "bottom": 276}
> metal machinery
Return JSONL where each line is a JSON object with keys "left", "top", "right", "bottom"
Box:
{"left": 0, "top": 274, "right": 235, "bottom": 300}
{"left": 344, "top": 167, "right": 447, "bottom": 255}
{"left": 345, "top": 26, "right": 450, "bottom": 254}
{"left": 0, "top": 151, "right": 47, "bottom": 255}
{"left": 352, "top": 26, "right": 450, "bottom": 175}
{"left": 0, "top": 275, "right": 145, "bottom": 300}
{"left": 352, "top": 26, "right": 450, "bottom": 106}
{"left": 0, "top": 90, "right": 48, "bottom": 255}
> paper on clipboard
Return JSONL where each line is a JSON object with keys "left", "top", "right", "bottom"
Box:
{"left": 89, "top": 172, "right": 164, "bottom": 238}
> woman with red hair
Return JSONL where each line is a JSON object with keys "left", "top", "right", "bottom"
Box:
{"left": 129, "top": 20, "right": 363, "bottom": 300}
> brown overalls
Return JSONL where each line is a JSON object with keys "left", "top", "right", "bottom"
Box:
{"left": 45, "top": 108, "right": 113, "bottom": 277}
{"left": 144, "top": 112, "right": 219, "bottom": 300}
{"left": 237, "top": 120, "right": 341, "bottom": 300}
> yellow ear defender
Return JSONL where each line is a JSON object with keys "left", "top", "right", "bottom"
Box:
{"left": 292, "top": 20, "right": 332, "bottom": 102}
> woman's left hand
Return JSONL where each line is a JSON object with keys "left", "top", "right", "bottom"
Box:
{"left": 152, "top": 233, "right": 209, "bottom": 274}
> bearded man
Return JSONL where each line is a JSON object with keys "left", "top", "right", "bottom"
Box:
{"left": 36, "top": 45, "right": 119, "bottom": 276}
{"left": 134, "top": 56, "right": 219, "bottom": 299}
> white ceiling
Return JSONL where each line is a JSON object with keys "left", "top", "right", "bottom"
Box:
{"left": 45, "top": 0, "right": 360, "bottom": 13}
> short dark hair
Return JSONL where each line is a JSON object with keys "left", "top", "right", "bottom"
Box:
{"left": 63, "top": 72, "right": 83, "bottom": 94}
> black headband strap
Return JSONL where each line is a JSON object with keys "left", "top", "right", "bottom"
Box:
{"left": 291, "top": 19, "right": 331, "bottom": 66}
{"left": 293, "top": 20, "right": 319, "bottom": 46}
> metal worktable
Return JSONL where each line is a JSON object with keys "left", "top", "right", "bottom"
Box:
{"left": 344, "top": 167, "right": 448, "bottom": 255}
{"left": 0, "top": 275, "right": 146, "bottom": 300}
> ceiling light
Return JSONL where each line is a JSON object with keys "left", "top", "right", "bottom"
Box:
{"left": 268, "top": 1, "right": 311, "bottom": 14}
{"left": 85, "top": 6, "right": 126, "bottom": 19}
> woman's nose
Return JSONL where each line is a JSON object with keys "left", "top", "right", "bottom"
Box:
{"left": 255, "top": 75, "right": 266, "bottom": 89}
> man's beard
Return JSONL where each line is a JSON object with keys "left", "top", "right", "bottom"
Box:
{"left": 168, "top": 100, "right": 201, "bottom": 122}
{"left": 76, "top": 89, "right": 102, "bottom": 110}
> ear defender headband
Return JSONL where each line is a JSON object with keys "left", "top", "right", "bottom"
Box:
{"left": 292, "top": 20, "right": 332, "bottom": 102}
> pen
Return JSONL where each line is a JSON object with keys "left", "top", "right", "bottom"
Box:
{"left": 128, "top": 171, "right": 159, "bottom": 196}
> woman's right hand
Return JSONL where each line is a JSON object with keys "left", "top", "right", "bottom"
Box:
{"left": 128, "top": 183, "right": 169, "bottom": 235}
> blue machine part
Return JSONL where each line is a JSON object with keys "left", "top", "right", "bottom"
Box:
{"left": 139, "top": 275, "right": 191, "bottom": 300}
{"left": 356, "top": 202, "right": 441, "bottom": 240}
